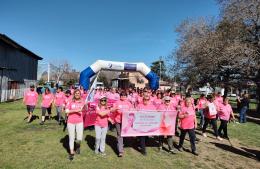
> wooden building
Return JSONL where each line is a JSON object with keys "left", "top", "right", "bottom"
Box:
{"left": 0, "top": 34, "right": 42, "bottom": 102}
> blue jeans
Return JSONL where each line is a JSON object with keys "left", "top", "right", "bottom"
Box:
{"left": 239, "top": 106, "right": 248, "bottom": 123}
{"left": 198, "top": 109, "right": 204, "bottom": 127}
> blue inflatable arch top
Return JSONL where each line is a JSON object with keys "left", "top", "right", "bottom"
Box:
{"left": 79, "top": 60, "right": 159, "bottom": 90}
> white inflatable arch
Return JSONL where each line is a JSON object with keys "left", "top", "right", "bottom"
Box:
{"left": 79, "top": 60, "right": 159, "bottom": 90}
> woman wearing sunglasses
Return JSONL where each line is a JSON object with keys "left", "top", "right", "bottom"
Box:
{"left": 95, "top": 95, "right": 111, "bottom": 155}
{"left": 65, "top": 89, "right": 85, "bottom": 160}
{"left": 157, "top": 96, "right": 177, "bottom": 154}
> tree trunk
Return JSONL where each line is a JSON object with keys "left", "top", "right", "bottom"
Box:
{"left": 256, "top": 70, "right": 260, "bottom": 114}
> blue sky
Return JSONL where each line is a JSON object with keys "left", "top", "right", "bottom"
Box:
{"left": 0, "top": 0, "right": 219, "bottom": 72}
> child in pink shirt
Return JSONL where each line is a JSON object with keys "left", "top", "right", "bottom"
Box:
{"left": 218, "top": 98, "right": 235, "bottom": 139}
{"left": 177, "top": 97, "right": 198, "bottom": 156}
{"left": 23, "top": 84, "right": 38, "bottom": 123}
{"left": 65, "top": 89, "right": 85, "bottom": 160}
{"left": 95, "top": 96, "right": 111, "bottom": 155}
{"left": 40, "top": 87, "right": 54, "bottom": 125}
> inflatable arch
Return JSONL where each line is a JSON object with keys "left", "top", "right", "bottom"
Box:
{"left": 79, "top": 60, "right": 159, "bottom": 90}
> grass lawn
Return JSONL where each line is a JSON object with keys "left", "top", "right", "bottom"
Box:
{"left": 0, "top": 100, "right": 259, "bottom": 169}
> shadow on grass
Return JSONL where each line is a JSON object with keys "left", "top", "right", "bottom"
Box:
{"left": 85, "top": 134, "right": 161, "bottom": 155}
{"left": 210, "top": 142, "right": 259, "bottom": 161}
{"left": 23, "top": 115, "right": 39, "bottom": 123}
{"left": 60, "top": 135, "right": 70, "bottom": 154}
{"left": 85, "top": 135, "right": 95, "bottom": 151}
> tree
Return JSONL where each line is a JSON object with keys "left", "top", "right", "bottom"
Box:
{"left": 51, "top": 60, "right": 71, "bottom": 84}
{"left": 169, "top": 0, "right": 260, "bottom": 112}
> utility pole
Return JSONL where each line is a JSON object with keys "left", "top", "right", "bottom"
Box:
{"left": 159, "top": 56, "right": 162, "bottom": 80}
{"left": 47, "top": 63, "right": 50, "bottom": 82}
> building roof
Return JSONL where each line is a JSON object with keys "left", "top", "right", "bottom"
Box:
{"left": 0, "top": 34, "right": 43, "bottom": 60}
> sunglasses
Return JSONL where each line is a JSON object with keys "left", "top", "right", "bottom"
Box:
{"left": 101, "top": 99, "right": 107, "bottom": 102}
{"left": 165, "top": 100, "right": 171, "bottom": 102}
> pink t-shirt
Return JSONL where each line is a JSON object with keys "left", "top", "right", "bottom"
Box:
{"left": 137, "top": 103, "right": 156, "bottom": 111}
{"left": 112, "top": 100, "right": 132, "bottom": 123}
{"left": 170, "top": 97, "right": 179, "bottom": 108}
{"left": 218, "top": 103, "right": 233, "bottom": 121}
{"left": 64, "top": 95, "right": 73, "bottom": 107}
{"left": 137, "top": 96, "right": 143, "bottom": 104}
{"left": 158, "top": 104, "right": 176, "bottom": 111}
{"left": 106, "top": 92, "right": 120, "bottom": 101}
{"left": 153, "top": 98, "right": 162, "bottom": 108}
{"left": 24, "top": 90, "right": 38, "bottom": 106}
{"left": 54, "top": 92, "right": 65, "bottom": 106}
{"left": 66, "top": 100, "right": 85, "bottom": 124}
{"left": 179, "top": 106, "right": 195, "bottom": 129}
{"left": 204, "top": 101, "right": 217, "bottom": 119}
{"left": 197, "top": 98, "right": 207, "bottom": 109}
{"left": 215, "top": 96, "right": 223, "bottom": 105}
{"left": 41, "top": 93, "right": 54, "bottom": 108}
{"left": 95, "top": 106, "right": 110, "bottom": 127}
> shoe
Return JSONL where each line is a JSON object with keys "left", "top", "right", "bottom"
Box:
{"left": 118, "top": 153, "right": 123, "bottom": 157}
{"left": 75, "top": 147, "right": 80, "bottom": 154}
{"left": 223, "top": 135, "right": 229, "bottom": 140}
{"left": 177, "top": 146, "right": 183, "bottom": 152}
{"left": 169, "top": 149, "right": 177, "bottom": 154}
{"left": 192, "top": 151, "right": 199, "bottom": 156}
{"left": 158, "top": 146, "right": 163, "bottom": 151}
{"left": 202, "top": 133, "right": 207, "bottom": 138}
{"left": 195, "top": 138, "right": 200, "bottom": 142}
{"left": 39, "top": 121, "right": 44, "bottom": 125}
{"left": 217, "top": 136, "right": 223, "bottom": 141}
{"left": 141, "top": 151, "right": 147, "bottom": 156}
{"left": 100, "top": 152, "right": 106, "bottom": 156}
{"left": 95, "top": 150, "right": 99, "bottom": 154}
{"left": 68, "top": 154, "right": 74, "bottom": 161}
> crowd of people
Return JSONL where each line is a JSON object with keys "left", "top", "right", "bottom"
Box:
{"left": 23, "top": 84, "right": 244, "bottom": 160}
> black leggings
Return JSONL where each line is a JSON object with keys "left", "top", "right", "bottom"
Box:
{"left": 218, "top": 119, "right": 228, "bottom": 137}
{"left": 42, "top": 107, "right": 52, "bottom": 116}
{"left": 178, "top": 128, "right": 196, "bottom": 152}
{"left": 202, "top": 118, "right": 218, "bottom": 137}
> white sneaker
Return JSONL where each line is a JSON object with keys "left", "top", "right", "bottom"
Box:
{"left": 202, "top": 133, "right": 207, "bottom": 137}
{"left": 217, "top": 136, "right": 223, "bottom": 141}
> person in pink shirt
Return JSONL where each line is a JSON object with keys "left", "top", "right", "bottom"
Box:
{"left": 107, "top": 88, "right": 120, "bottom": 101}
{"left": 218, "top": 98, "right": 235, "bottom": 139}
{"left": 65, "top": 89, "right": 85, "bottom": 160}
{"left": 153, "top": 92, "right": 163, "bottom": 108}
{"left": 157, "top": 96, "right": 177, "bottom": 154}
{"left": 177, "top": 97, "right": 198, "bottom": 156}
{"left": 215, "top": 92, "right": 223, "bottom": 105}
{"left": 111, "top": 92, "right": 133, "bottom": 157}
{"left": 95, "top": 95, "right": 111, "bottom": 155}
{"left": 202, "top": 95, "right": 223, "bottom": 141}
{"left": 136, "top": 95, "right": 157, "bottom": 156}
{"left": 150, "top": 91, "right": 157, "bottom": 102}
{"left": 197, "top": 94, "right": 207, "bottom": 128}
{"left": 40, "top": 87, "right": 54, "bottom": 125}
{"left": 127, "top": 91, "right": 137, "bottom": 108}
{"left": 23, "top": 84, "right": 38, "bottom": 123}
{"left": 54, "top": 87, "right": 65, "bottom": 125}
